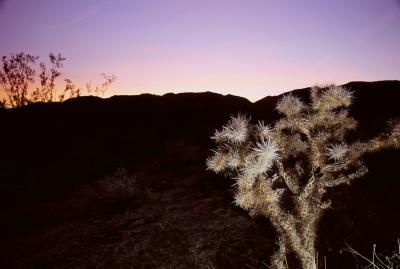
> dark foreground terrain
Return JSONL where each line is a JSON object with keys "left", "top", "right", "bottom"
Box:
{"left": 0, "top": 81, "right": 399, "bottom": 268}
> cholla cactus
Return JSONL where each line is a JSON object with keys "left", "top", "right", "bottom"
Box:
{"left": 206, "top": 84, "right": 400, "bottom": 269}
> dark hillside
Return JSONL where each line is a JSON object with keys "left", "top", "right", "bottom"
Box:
{"left": 0, "top": 92, "right": 252, "bottom": 200}
{"left": 0, "top": 81, "right": 399, "bottom": 268}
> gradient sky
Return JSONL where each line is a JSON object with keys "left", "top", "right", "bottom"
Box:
{"left": 0, "top": 0, "right": 399, "bottom": 101}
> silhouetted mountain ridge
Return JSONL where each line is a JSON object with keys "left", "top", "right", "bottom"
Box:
{"left": 0, "top": 80, "right": 399, "bottom": 269}
{"left": 0, "top": 80, "right": 399, "bottom": 197}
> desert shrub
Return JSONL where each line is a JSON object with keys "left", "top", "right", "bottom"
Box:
{"left": 0, "top": 52, "right": 115, "bottom": 108}
{"left": 206, "top": 84, "right": 400, "bottom": 269}
{"left": 98, "top": 168, "right": 136, "bottom": 201}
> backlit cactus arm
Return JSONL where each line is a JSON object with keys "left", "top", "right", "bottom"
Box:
{"left": 275, "top": 159, "right": 300, "bottom": 194}
{"left": 206, "top": 114, "right": 252, "bottom": 174}
{"left": 321, "top": 124, "right": 400, "bottom": 177}
{"left": 324, "top": 165, "right": 369, "bottom": 188}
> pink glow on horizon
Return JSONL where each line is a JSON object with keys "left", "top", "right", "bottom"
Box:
{"left": 0, "top": 0, "right": 399, "bottom": 102}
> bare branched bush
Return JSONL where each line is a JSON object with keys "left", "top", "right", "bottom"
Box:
{"left": 206, "top": 84, "right": 400, "bottom": 269}
{"left": 86, "top": 73, "right": 117, "bottom": 98}
{"left": 0, "top": 52, "right": 38, "bottom": 107}
{"left": 98, "top": 168, "right": 136, "bottom": 200}
{"left": 0, "top": 52, "right": 116, "bottom": 108}
{"left": 30, "top": 53, "right": 65, "bottom": 103}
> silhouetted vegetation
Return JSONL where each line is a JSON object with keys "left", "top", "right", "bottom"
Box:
{"left": 0, "top": 52, "right": 115, "bottom": 108}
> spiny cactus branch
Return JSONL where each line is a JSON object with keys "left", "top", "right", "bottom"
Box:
{"left": 276, "top": 159, "right": 299, "bottom": 194}
{"left": 324, "top": 165, "right": 369, "bottom": 188}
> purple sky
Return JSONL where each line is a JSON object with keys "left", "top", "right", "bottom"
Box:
{"left": 0, "top": 0, "right": 399, "bottom": 101}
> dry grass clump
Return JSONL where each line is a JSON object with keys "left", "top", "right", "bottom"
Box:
{"left": 98, "top": 168, "right": 136, "bottom": 201}
{"left": 345, "top": 239, "right": 400, "bottom": 269}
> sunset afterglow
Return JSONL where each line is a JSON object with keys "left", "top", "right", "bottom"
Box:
{"left": 1, "top": 0, "right": 399, "bottom": 101}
